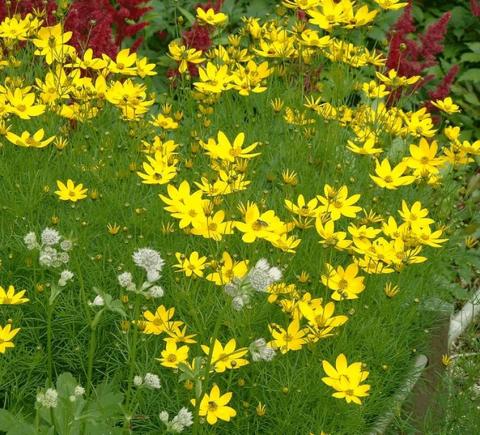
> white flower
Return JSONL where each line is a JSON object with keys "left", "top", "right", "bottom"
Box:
{"left": 147, "top": 285, "right": 164, "bottom": 298}
{"left": 39, "top": 247, "right": 58, "bottom": 268}
{"left": 91, "top": 295, "right": 104, "bottom": 306}
{"left": 60, "top": 239, "right": 73, "bottom": 251}
{"left": 268, "top": 266, "right": 282, "bottom": 282}
{"left": 249, "top": 338, "right": 276, "bottom": 362}
{"left": 133, "top": 375, "right": 143, "bottom": 387}
{"left": 232, "top": 295, "right": 248, "bottom": 311}
{"left": 37, "top": 388, "right": 58, "bottom": 408}
{"left": 132, "top": 248, "right": 164, "bottom": 281}
{"left": 24, "top": 232, "right": 38, "bottom": 250}
{"left": 74, "top": 385, "right": 85, "bottom": 396}
{"left": 146, "top": 269, "right": 161, "bottom": 283}
{"left": 58, "top": 251, "right": 70, "bottom": 264}
{"left": 159, "top": 411, "right": 169, "bottom": 423}
{"left": 41, "top": 228, "right": 61, "bottom": 246}
{"left": 58, "top": 270, "right": 74, "bottom": 287}
{"left": 143, "top": 373, "right": 161, "bottom": 389}
{"left": 118, "top": 272, "right": 134, "bottom": 290}
{"left": 247, "top": 259, "right": 282, "bottom": 292}
{"left": 173, "top": 407, "right": 193, "bottom": 428}
{"left": 161, "top": 407, "right": 193, "bottom": 433}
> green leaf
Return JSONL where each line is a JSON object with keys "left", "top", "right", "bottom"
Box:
{"left": 177, "top": 6, "right": 196, "bottom": 26}
{"left": 466, "top": 42, "right": 480, "bottom": 53}
{"left": 0, "top": 410, "right": 35, "bottom": 435}
{"left": 460, "top": 53, "right": 480, "bottom": 63}
{"left": 458, "top": 69, "right": 480, "bottom": 82}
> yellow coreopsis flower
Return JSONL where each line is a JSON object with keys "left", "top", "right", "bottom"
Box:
{"left": 105, "top": 48, "right": 137, "bottom": 75}
{"left": 174, "top": 251, "right": 208, "bottom": 277}
{"left": 0, "top": 285, "right": 29, "bottom": 305}
{"left": 370, "top": 159, "right": 416, "bottom": 190}
{"left": 268, "top": 319, "right": 307, "bottom": 354}
{"left": 156, "top": 342, "right": 190, "bottom": 369}
{"left": 196, "top": 8, "right": 228, "bottom": 26}
{"left": 206, "top": 252, "right": 248, "bottom": 285}
{"left": 142, "top": 305, "right": 180, "bottom": 335}
{"left": 55, "top": 179, "right": 88, "bottom": 202}
{"left": 201, "top": 338, "right": 249, "bottom": 372}
{"left": 6, "top": 88, "right": 45, "bottom": 119}
{"left": 321, "top": 263, "right": 365, "bottom": 300}
{"left": 431, "top": 97, "right": 460, "bottom": 114}
{"left": 374, "top": 0, "right": 408, "bottom": 10}
{"left": 168, "top": 41, "right": 205, "bottom": 74}
{"left": 375, "top": 69, "right": 420, "bottom": 87}
{"left": 32, "top": 23, "right": 75, "bottom": 64}
{"left": 6, "top": 128, "right": 55, "bottom": 148}
{"left": 322, "top": 354, "right": 370, "bottom": 405}
{"left": 200, "top": 131, "right": 260, "bottom": 162}
{"left": 191, "top": 384, "right": 237, "bottom": 425}
{"left": 0, "top": 324, "right": 21, "bottom": 354}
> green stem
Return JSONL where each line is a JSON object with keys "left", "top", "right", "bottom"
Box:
{"left": 192, "top": 308, "right": 227, "bottom": 435}
{"left": 47, "top": 300, "right": 53, "bottom": 386}
{"left": 123, "top": 293, "right": 141, "bottom": 431}
{"left": 86, "top": 308, "right": 104, "bottom": 395}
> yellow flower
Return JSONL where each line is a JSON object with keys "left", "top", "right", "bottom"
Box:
{"left": 322, "top": 354, "right": 370, "bottom": 405}
{"left": 256, "top": 402, "right": 267, "bottom": 416}
{"left": 200, "top": 131, "right": 260, "bottom": 162}
{"left": 6, "top": 88, "right": 45, "bottom": 119}
{"left": 374, "top": 0, "right": 408, "bottom": 10}
{"left": 156, "top": 342, "right": 190, "bottom": 369}
{"left": 191, "top": 384, "right": 237, "bottom": 425}
{"left": 375, "top": 69, "right": 420, "bottom": 87}
{"left": 465, "top": 236, "right": 478, "bottom": 249}
{"left": 268, "top": 319, "right": 307, "bottom": 354}
{"left": 32, "top": 23, "right": 75, "bottom": 64}
{"left": 105, "top": 48, "right": 137, "bottom": 75}
{"left": 370, "top": 159, "right": 415, "bottom": 190}
{"left": 404, "top": 138, "right": 444, "bottom": 175}
{"left": 107, "top": 223, "right": 121, "bottom": 235}
{"left": 142, "top": 305, "right": 180, "bottom": 335}
{"left": 201, "top": 338, "right": 249, "bottom": 373}
{"left": 206, "top": 252, "right": 248, "bottom": 285}
{"left": 431, "top": 97, "right": 460, "bottom": 114}
{"left": 270, "top": 98, "right": 284, "bottom": 113}
{"left": 196, "top": 8, "right": 229, "bottom": 26}
{"left": 0, "top": 324, "right": 21, "bottom": 354}
{"left": 441, "top": 354, "right": 451, "bottom": 367}
{"left": 282, "top": 169, "right": 298, "bottom": 186}
{"left": 0, "top": 285, "right": 29, "bottom": 305}
{"left": 384, "top": 282, "right": 399, "bottom": 298}
{"left": 6, "top": 128, "right": 55, "bottom": 148}
{"left": 168, "top": 41, "right": 205, "bottom": 74}
{"left": 321, "top": 263, "right": 365, "bottom": 301}
{"left": 174, "top": 251, "right": 207, "bottom": 277}
{"left": 55, "top": 179, "right": 88, "bottom": 202}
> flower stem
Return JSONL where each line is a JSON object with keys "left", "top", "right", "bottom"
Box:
{"left": 46, "top": 300, "right": 53, "bottom": 386}
{"left": 123, "top": 293, "right": 141, "bottom": 430}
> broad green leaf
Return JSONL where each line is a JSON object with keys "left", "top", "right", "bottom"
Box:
{"left": 458, "top": 69, "right": 480, "bottom": 82}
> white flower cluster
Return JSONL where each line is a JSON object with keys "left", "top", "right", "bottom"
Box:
{"left": 117, "top": 248, "right": 165, "bottom": 299}
{"left": 58, "top": 270, "right": 74, "bottom": 287}
{"left": 249, "top": 338, "right": 276, "bottom": 362}
{"left": 159, "top": 407, "right": 193, "bottom": 433}
{"left": 24, "top": 228, "right": 73, "bottom": 269}
{"left": 132, "top": 248, "right": 165, "bottom": 282}
{"left": 134, "top": 373, "right": 161, "bottom": 390}
{"left": 69, "top": 385, "right": 85, "bottom": 402}
{"left": 225, "top": 259, "right": 282, "bottom": 310}
{"left": 89, "top": 295, "right": 105, "bottom": 306}
{"left": 36, "top": 388, "right": 58, "bottom": 408}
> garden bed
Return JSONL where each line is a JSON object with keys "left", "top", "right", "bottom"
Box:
{"left": 0, "top": 1, "right": 479, "bottom": 434}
